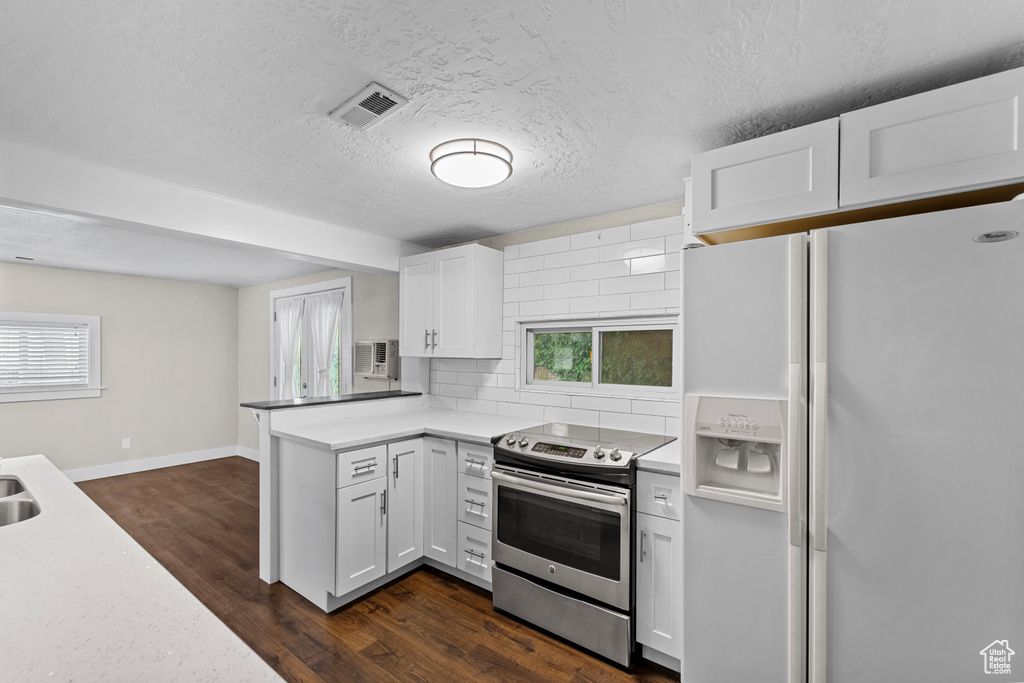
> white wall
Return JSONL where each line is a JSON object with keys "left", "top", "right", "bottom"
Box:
{"left": 237, "top": 268, "right": 400, "bottom": 451}
{"left": 428, "top": 214, "right": 685, "bottom": 436}
{"left": 0, "top": 262, "right": 239, "bottom": 471}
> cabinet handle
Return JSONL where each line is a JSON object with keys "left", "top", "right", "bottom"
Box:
{"left": 464, "top": 548, "right": 486, "bottom": 565}
{"left": 353, "top": 461, "right": 377, "bottom": 474}
{"left": 432, "top": 329, "right": 437, "bottom": 349}
{"left": 393, "top": 455, "right": 399, "bottom": 480}
{"left": 640, "top": 530, "right": 647, "bottom": 563}
{"left": 464, "top": 498, "right": 485, "bottom": 510}
{"left": 466, "top": 458, "right": 486, "bottom": 470}
{"left": 381, "top": 489, "right": 387, "bottom": 517}
{"left": 424, "top": 329, "right": 430, "bottom": 351}
{"left": 653, "top": 493, "right": 669, "bottom": 502}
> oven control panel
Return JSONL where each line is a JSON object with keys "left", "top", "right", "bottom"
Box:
{"left": 497, "top": 432, "right": 635, "bottom": 467}
{"left": 531, "top": 442, "right": 586, "bottom": 458}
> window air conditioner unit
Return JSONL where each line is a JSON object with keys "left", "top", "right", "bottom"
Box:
{"left": 354, "top": 340, "right": 399, "bottom": 380}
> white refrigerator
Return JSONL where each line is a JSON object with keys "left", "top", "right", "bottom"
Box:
{"left": 681, "top": 200, "right": 1024, "bottom": 683}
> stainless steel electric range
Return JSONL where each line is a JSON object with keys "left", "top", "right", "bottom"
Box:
{"left": 489, "top": 423, "right": 675, "bottom": 667}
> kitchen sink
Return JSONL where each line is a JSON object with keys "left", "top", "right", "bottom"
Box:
{"left": 0, "top": 477, "right": 26, "bottom": 498}
{"left": 0, "top": 476, "right": 40, "bottom": 527}
{"left": 0, "top": 499, "right": 41, "bottom": 527}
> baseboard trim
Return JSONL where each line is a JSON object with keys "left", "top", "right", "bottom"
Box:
{"left": 236, "top": 446, "right": 259, "bottom": 462}
{"left": 63, "top": 446, "right": 250, "bottom": 482}
{"left": 641, "top": 644, "right": 680, "bottom": 672}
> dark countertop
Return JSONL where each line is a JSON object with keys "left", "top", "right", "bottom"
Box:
{"left": 241, "top": 390, "right": 421, "bottom": 411}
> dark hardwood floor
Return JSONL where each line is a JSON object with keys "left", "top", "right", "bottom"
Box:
{"left": 78, "top": 456, "right": 678, "bottom": 682}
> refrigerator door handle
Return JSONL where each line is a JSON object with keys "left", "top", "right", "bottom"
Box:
{"left": 810, "top": 230, "right": 829, "bottom": 554}
{"left": 787, "top": 362, "right": 805, "bottom": 547}
{"left": 811, "top": 363, "right": 828, "bottom": 552}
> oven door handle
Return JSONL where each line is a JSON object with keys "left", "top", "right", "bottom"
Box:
{"left": 491, "top": 470, "right": 628, "bottom": 507}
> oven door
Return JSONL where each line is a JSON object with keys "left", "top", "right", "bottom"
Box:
{"left": 491, "top": 466, "right": 631, "bottom": 611}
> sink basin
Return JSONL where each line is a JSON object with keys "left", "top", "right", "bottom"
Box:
{"left": 0, "top": 477, "right": 26, "bottom": 498}
{"left": 0, "top": 499, "right": 41, "bottom": 527}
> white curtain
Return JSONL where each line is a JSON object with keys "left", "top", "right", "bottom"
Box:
{"left": 275, "top": 296, "right": 304, "bottom": 399}
{"left": 305, "top": 289, "right": 344, "bottom": 397}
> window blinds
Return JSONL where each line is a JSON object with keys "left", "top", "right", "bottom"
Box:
{"left": 0, "top": 321, "right": 90, "bottom": 390}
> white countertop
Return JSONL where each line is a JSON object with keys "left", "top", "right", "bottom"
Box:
{"left": 637, "top": 440, "right": 681, "bottom": 475}
{"left": 0, "top": 454, "right": 281, "bottom": 682}
{"left": 271, "top": 406, "right": 681, "bottom": 476}
{"left": 270, "top": 407, "right": 544, "bottom": 452}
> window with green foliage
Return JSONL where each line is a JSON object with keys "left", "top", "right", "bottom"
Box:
{"left": 532, "top": 331, "right": 592, "bottom": 383}
{"left": 600, "top": 329, "right": 673, "bottom": 387}
{"left": 524, "top": 318, "right": 676, "bottom": 394}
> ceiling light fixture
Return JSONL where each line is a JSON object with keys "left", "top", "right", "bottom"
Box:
{"left": 430, "top": 138, "right": 513, "bottom": 188}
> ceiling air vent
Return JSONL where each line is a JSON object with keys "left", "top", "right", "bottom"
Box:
{"left": 329, "top": 82, "right": 408, "bottom": 131}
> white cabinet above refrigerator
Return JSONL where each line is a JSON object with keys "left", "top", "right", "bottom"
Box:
{"left": 840, "top": 67, "right": 1024, "bottom": 208}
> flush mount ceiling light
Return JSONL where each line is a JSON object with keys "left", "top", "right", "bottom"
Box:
{"left": 430, "top": 138, "right": 513, "bottom": 188}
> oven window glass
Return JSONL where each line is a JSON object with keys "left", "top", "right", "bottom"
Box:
{"left": 497, "top": 487, "right": 621, "bottom": 580}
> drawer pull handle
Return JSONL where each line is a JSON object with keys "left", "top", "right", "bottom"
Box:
{"left": 466, "top": 458, "right": 487, "bottom": 469}
{"left": 464, "top": 548, "right": 486, "bottom": 565}
{"left": 653, "top": 493, "right": 670, "bottom": 501}
{"left": 353, "top": 461, "right": 378, "bottom": 474}
{"left": 464, "top": 499, "right": 485, "bottom": 511}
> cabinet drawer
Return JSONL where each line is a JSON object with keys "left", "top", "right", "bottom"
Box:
{"left": 336, "top": 445, "right": 387, "bottom": 488}
{"left": 457, "top": 472, "right": 493, "bottom": 531}
{"left": 841, "top": 67, "right": 1024, "bottom": 208}
{"left": 457, "top": 442, "right": 493, "bottom": 479}
{"left": 636, "top": 471, "right": 681, "bottom": 520}
{"left": 457, "top": 521, "right": 492, "bottom": 584}
{"left": 691, "top": 118, "right": 839, "bottom": 234}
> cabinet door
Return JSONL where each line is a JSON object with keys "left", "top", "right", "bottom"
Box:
{"left": 422, "top": 437, "right": 457, "bottom": 567}
{"left": 399, "top": 252, "right": 434, "bottom": 357}
{"left": 691, "top": 118, "right": 839, "bottom": 235}
{"left": 387, "top": 440, "right": 424, "bottom": 571}
{"left": 432, "top": 245, "right": 475, "bottom": 357}
{"left": 636, "top": 512, "right": 682, "bottom": 659}
{"left": 336, "top": 478, "right": 387, "bottom": 597}
{"left": 841, "top": 67, "right": 1024, "bottom": 208}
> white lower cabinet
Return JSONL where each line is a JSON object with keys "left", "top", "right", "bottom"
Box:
{"left": 326, "top": 438, "right": 496, "bottom": 608}
{"left": 457, "top": 520, "right": 492, "bottom": 583}
{"left": 422, "top": 437, "right": 458, "bottom": 567}
{"left": 336, "top": 476, "right": 387, "bottom": 596}
{"left": 386, "top": 440, "right": 423, "bottom": 571}
{"left": 635, "top": 468, "right": 683, "bottom": 664}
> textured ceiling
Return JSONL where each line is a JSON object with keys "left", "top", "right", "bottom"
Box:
{"left": 2, "top": 0, "right": 1024, "bottom": 250}
{"left": 0, "top": 206, "right": 333, "bottom": 287}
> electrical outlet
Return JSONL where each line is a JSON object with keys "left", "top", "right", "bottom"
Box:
{"left": 122, "top": 438, "right": 131, "bottom": 450}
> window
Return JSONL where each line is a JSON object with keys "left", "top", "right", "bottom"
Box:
{"left": 0, "top": 312, "right": 102, "bottom": 403}
{"left": 270, "top": 278, "right": 353, "bottom": 400}
{"left": 522, "top": 317, "right": 677, "bottom": 396}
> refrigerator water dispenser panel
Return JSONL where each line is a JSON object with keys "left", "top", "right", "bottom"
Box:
{"left": 683, "top": 395, "right": 788, "bottom": 512}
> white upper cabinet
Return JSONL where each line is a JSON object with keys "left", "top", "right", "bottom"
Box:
{"left": 399, "top": 244, "right": 503, "bottom": 359}
{"left": 398, "top": 253, "right": 434, "bottom": 357}
{"left": 691, "top": 118, "right": 839, "bottom": 235}
{"left": 841, "top": 67, "right": 1024, "bottom": 208}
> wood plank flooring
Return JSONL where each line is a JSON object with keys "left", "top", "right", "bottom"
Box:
{"left": 78, "top": 457, "right": 678, "bottom": 683}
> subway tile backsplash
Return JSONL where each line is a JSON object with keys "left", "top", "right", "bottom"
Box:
{"left": 428, "top": 214, "right": 686, "bottom": 437}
